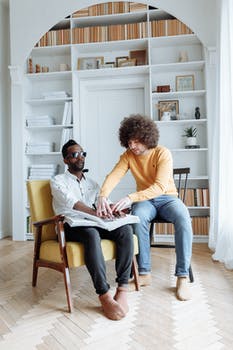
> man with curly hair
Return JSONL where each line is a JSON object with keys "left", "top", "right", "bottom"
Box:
{"left": 97, "top": 114, "right": 193, "bottom": 301}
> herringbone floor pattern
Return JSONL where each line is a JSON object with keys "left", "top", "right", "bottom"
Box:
{"left": 0, "top": 238, "right": 233, "bottom": 349}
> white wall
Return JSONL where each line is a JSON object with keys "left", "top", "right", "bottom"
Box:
{"left": 9, "top": 0, "right": 217, "bottom": 66}
{"left": 0, "top": 1, "right": 11, "bottom": 238}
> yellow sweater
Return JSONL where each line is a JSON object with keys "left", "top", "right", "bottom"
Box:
{"left": 100, "top": 145, "right": 177, "bottom": 202}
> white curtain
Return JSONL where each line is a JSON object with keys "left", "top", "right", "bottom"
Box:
{"left": 209, "top": 0, "right": 233, "bottom": 269}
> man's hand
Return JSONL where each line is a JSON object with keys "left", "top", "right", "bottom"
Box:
{"left": 97, "top": 196, "right": 113, "bottom": 218}
{"left": 111, "top": 196, "right": 132, "bottom": 213}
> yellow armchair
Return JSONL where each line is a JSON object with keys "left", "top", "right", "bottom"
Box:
{"left": 27, "top": 180, "right": 139, "bottom": 312}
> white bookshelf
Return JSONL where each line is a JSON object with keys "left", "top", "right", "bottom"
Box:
{"left": 19, "top": 3, "right": 209, "bottom": 240}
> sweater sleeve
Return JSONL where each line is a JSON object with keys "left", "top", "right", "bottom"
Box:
{"left": 100, "top": 152, "right": 129, "bottom": 198}
{"left": 128, "top": 147, "right": 176, "bottom": 202}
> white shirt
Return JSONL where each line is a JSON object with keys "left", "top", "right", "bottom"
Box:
{"left": 50, "top": 170, "right": 100, "bottom": 215}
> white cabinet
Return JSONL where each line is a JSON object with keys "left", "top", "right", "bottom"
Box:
{"left": 18, "top": 4, "right": 209, "bottom": 240}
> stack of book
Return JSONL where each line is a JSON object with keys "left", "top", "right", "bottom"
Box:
{"left": 35, "top": 28, "right": 70, "bottom": 47}
{"left": 42, "top": 91, "right": 70, "bottom": 99}
{"left": 26, "top": 115, "right": 54, "bottom": 127}
{"left": 28, "top": 164, "right": 58, "bottom": 180}
{"left": 61, "top": 102, "right": 72, "bottom": 125}
{"left": 26, "top": 142, "right": 55, "bottom": 154}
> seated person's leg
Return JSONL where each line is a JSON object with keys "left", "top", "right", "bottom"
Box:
{"left": 157, "top": 195, "right": 193, "bottom": 300}
{"left": 100, "top": 224, "right": 134, "bottom": 313}
{"left": 131, "top": 200, "right": 156, "bottom": 276}
{"left": 64, "top": 224, "right": 125, "bottom": 319}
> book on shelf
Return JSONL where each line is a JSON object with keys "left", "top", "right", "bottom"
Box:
{"left": 64, "top": 210, "right": 140, "bottom": 231}
{"left": 42, "top": 91, "right": 70, "bottom": 99}
{"left": 26, "top": 142, "right": 55, "bottom": 154}
{"left": 60, "top": 128, "right": 73, "bottom": 151}
{"left": 62, "top": 101, "right": 72, "bottom": 125}
{"left": 28, "top": 164, "right": 58, "bottom": 179}
{"left": 26, "top": 115, "right": 55, "bottom": 127}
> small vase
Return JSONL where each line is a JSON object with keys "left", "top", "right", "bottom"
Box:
{"left": 186, "top": 137, "right": 197, "bottom": 146}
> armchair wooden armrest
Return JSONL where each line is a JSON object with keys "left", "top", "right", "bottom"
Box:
{"left": 33, "top": 214, "right": 65, "bottom": 227}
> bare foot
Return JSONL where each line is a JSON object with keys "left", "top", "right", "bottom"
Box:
{"left": 176, "top": 277, "right": 191, "bottom": 301}
{"left": 113, "top": 287, "right": 129, "bottom": 314}
{"left": 128, "top": 274, "right": 151, "bottom": 292}
{"left": 99, "top": 291, "right": 125, "bottom": 320}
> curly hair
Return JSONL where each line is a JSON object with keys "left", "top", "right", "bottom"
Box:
{"left": 119, "top": 114, "right": 159, "bottom": 148}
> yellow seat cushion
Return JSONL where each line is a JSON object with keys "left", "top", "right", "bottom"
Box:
{"left": 39, "top": 234, "right": 138, "bottom": 268}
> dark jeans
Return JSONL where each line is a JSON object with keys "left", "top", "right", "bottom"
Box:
{"left": 64, "top": 223, "right": 134, "bottom": 295}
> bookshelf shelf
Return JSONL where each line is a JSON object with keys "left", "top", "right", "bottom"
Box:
{"left": 16, "top": 2, "right": 209, "bottom": 241}
{"left": 152, "top": 90, "right": 206, "bottom": 99}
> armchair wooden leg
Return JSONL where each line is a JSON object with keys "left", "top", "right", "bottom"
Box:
{"left": 132, "top": 256, "right": 140, "bottom": 291}
{"left": 63, "top": 267, "right": 73, "bottom": 313}
{"left": 32, "top": 261, "right": 38, "bottom": 287}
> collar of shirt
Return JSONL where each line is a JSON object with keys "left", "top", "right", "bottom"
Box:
{"left": 65, "top": 169, "right": 87, "bottom": 183}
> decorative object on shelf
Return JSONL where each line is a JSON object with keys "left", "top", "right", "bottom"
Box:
{"left": 28, "top": 58, "right": 33, "bottom": 73}
{"left": 59, "top": 63, "right": 69, "bottom": 71}
{"left": 77, "top": 56, "right": 104, "bottom": 70}
{"left": 161, "top": 111, "right": 171, "bottom": 121}
{"left": 178, "top": 50, "right": 188, "bottom": 62}
{"left": 176, "top": 74, "right": 194, "bottom": 91}
{"left": 157, "top": 100, "right": 179, "bottom": 121}
{"left": 182, "top": 126, "right": 199, "bottom": 147}
{"left": 129, "top": 49, "right": 147, "bottom": 66}
{"left": 195, "top": 106, "right": 201, "bottom": 119}
{"left": 118, "top": 58, "right": 136, "bottom": 67}
{"left": 116, "top": 56, "right": 129, "bottom": 67}
{"left": 156, "top": 85, "right": 170, "bottom": 93}
{"left": 41, "top": 66, "right": 49, "bottom": 73}
{"left": 100, "top": 62, "right": 115, "bottom": 68}
{"left": 35, "top": 64, "right": 41, "bottom": 73}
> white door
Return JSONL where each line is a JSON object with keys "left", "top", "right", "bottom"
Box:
{"left": 78, "top": 76, "right": 147, "bottom": 201}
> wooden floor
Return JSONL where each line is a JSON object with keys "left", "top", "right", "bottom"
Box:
{"left": 0, "top": 238, "right": 233, "bottom": 350}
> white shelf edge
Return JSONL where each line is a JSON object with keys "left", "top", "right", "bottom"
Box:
{"left": 152, "top": 90, "right": 206, "bottom": 98}
{"left": 155, "top": 119, "right": 207, "bottom": 125}
{"left": 25, "top": 71, "right": 72, "bottom": 80}
{"left": 25, "top": 152, "right": 61, "bottom": 156}
{"left": 187, "top": 206, "right": 210, "bottom": 210}
{"left": 171, "top": 148, "right": 208, "bottom": 152}
{"left": 25, "top": 97, "right": 72, "bottom": 104}
{"left": 25, "top": 124, "right": 73, "bottom": 130}
{"left": 154, "top": 234, "right": 209, "bottom": 243}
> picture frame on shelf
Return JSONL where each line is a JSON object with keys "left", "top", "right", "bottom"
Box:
{"left": 157, "top": 100, "right": 179, "bottom": 121}
{"left": 77, "top": 56, "right": 104, "bottom": 70}
{"left": 176, "top": 74, "right": 194, "bottom": 91}
{"left": 129, "top": 49, "right": 147, "bottom": 66}
{"left": 116, "top": 56, "right": 129, "bottom": 67}
{"left": 100, "top": 62, "right": 115, "bottom": 68}
{"left": 118, "top": 58, "right": 137, "bottom": 68}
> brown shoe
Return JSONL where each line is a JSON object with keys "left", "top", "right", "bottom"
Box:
{"left": 128, "top": 274, "right": 151, "bottom": 292}
{"left": 176, "top": 277, "right": 191, "bottom": 301}
{"left": 113, "top": 287, "right": 129, "bottom": 314}
{"left": 99, "top": 291, "right": 125, "bottom": 320}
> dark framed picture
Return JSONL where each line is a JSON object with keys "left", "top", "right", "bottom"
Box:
{"left": 116, "top": 56, "right": 129, "bottom": 67}
{"left": 157, "top": 100, "right": 179, "bottom": 120}
{"left": 129, "top": 49, "right": 147, "bottom": 65}
{"left": 176, "top": 74, "right": 194, "bottom": 91}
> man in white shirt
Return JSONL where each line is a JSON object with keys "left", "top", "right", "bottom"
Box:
{"left": 50, "top": 139, "right": 134, "bottom": 321}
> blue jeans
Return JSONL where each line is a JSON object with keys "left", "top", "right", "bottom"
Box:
{"left": 131, "top": 195, "right": 193, "bottom": 277}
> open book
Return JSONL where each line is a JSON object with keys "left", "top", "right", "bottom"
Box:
{"left": 64, "top": 210, "right": 140, "bottom": 231}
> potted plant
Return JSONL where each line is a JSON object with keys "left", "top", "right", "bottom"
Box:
{"left": 183, "top": 126, "right": 197, "bottom": 146}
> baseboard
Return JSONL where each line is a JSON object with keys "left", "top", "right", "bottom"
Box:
{"left": 0, "top": 231, "right": 10, "bottom": 240}
{"left": 154, "top": 234, "right": 209, "bottom": 244}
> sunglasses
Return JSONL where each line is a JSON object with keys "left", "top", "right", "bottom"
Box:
{"left": 66, "top": 151, "right": 87, "bottom": 159}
